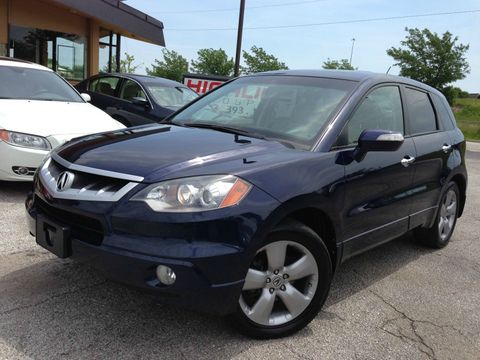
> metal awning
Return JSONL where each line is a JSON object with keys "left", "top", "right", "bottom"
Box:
{"left": 51, "top": 0, "right": 165, "bottom": 46}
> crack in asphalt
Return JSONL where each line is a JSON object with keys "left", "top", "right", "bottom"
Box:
{"left": 370, "top": 289, "right": 436, "bottom": 359}
{"left": 0, "top": 280, "right": 108, "bottom": 317}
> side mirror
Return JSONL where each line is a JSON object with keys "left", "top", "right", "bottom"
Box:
{"left": 80, "top": 93, "right": 91, "bottom": 102}
{"left": 353, "top": 129, "right": 404, "bottom": 162}
{"left": 131, "top": 97, "right": 149, "bottom": 107}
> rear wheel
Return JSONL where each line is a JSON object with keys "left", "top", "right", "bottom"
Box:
{"left": 231, "top": 222, "right": 332, "bottom": 338}
{"left": 414, "top": 182, "right": 460, "bottom": 248}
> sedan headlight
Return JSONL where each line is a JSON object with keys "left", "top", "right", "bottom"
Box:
{"left": 131, "top": 175, "right": 252, "bottom": 212}
{"left": 0, "top": 130, "right": 51, "bottom": 150}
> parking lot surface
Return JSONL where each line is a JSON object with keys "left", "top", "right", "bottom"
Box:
{"left": 0, "top": 148, "right": 479, "bottom": 360}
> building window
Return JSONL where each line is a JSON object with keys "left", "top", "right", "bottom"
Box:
{"left": 9, "top": 25, "right": 86, "bottom": 81}
{"left": 99, "top": 28, "right": 121, "bottom": 73}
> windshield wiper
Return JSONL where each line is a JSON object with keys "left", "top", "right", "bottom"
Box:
{"left": 182, "top": 122, "right": 267, "bottom": 140}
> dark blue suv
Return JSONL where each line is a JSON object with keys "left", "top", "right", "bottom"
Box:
{"left": 26, "top": 70, "right": 467, "bottom": 338}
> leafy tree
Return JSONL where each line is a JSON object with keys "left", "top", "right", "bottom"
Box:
{"left": 120, "top": 52, "right": 140, "bottom": 73}
{"left": 387, "top": 27, "right": 470, "bottom": 103}
{"left": 103, "top": 52, "right": 141, "bottom": 73}
{"left": 322, "top": 58, "right": 355, "bottom": 70}
{"left": 146, "top": 49, "right": 189, "bottom": 82}
{"left": 242, "top": 46, "right": 288, "bottom": 74}
{"left": 190, "top": 48, "right": 234, "bottom": 76}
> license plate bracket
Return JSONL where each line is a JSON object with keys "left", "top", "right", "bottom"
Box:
{"left": 36, "top": 214, "right": 71, "bottom": 258}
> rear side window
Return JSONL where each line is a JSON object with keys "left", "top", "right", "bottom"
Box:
{"left": 89, "top": 77, "right": 120, "bottom": 96}
{"left": 431, "top": 94, "right": 455, "bottom": 130}
{"left": 405, "top": 88, "right": 437, "bottom": 134}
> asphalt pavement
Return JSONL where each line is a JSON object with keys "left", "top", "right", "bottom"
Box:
{"left": 0, "top": 147, "right": 479, "bottom": 359}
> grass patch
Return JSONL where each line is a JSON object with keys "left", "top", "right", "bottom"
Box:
{"left": 452, "top": 98, "right": 480, "bottom": 140}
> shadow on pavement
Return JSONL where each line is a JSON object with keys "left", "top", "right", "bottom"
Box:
{"left": 0, "top": 181, "right": 33, "bottom": 202}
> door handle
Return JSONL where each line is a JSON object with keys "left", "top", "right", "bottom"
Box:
{"left": 401, "top": 156, "right": 415, "bottom": 167}
{"left": 442, "top": 144, "right": 452, "bottom": 153}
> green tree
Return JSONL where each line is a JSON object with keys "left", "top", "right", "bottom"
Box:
{"left": 242, "top": 46, "right": 288, "bottom": 74}
{"left": 146, "top": 49, "right": 188, "bottom": 82}
{"left": 102, "top": 52, "right": 140, "bottom": 73}
{"left": 387, "top": 27, "right": 470, "bottom": 104}
{"left": 190, "top": 48, "right": 234, "bottom": 76}
{"left": 322, "top": 58, "right": 355, "bottom": 70}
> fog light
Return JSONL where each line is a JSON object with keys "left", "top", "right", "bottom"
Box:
{"left": 156, "top": 265, "right": 176, "bottom": 285}
{"left": 12, "top": 166, "right": 29, "bottom": 175}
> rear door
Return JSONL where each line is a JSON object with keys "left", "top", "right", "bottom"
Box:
{"left": 404, "top": 87, "right": 455, "bottom": 229}
{"left": 337, "top": 85, "right": 417, "bottom": 259}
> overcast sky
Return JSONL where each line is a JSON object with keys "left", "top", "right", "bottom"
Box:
{"left": 123, "top": 0, "right": 479, "bottom": 92}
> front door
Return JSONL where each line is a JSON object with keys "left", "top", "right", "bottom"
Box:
{"left": 336, "top": 85, "right": 416, "bottom": 259}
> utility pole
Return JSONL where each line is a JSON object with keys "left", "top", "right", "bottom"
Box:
{"left": 234, "top": 0, "right": 246, "bottom": 77}
{"left": 349, "top": 38, "right": 356, "bottom": 66}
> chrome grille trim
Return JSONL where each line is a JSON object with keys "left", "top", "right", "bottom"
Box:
{"left": 39, "top": 158, "right": 140, "bottom": 202}
{"left": 51, "top": 153, "right": 144, "bottom": 182}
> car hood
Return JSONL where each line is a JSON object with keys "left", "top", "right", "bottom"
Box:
{"left": 0, "top": 99, "right": 124, "bottom": 137}
{"left": 56, "top": 125, "right": 308, "bottom": 183}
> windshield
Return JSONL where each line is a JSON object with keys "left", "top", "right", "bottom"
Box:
{"left": 0, "top": 65, "right": 83, "bottom": 102}
{"left": 170, "top": 75, "right": 356, "bottom": 149}
{"left": 146, "top": 84, "right": 198, "bottom": 108}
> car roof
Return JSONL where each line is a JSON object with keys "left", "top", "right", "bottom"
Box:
{"left": 96, "top": 72, "right": 187, "bottom": 87}
{"left": 0, "top": 57, "right": 52, "bottom": 71}
{"left": 251, "top": 69, "right": 442, "bottom": 96}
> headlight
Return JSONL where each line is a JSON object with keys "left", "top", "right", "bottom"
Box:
{"left": 0, "top": 130, "right": 51, "bottom": 150}
{"left": 131, "top": 175, "right": 252, "bottom": 212}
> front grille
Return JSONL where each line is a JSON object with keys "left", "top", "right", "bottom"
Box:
{"left": 36, "top": 196, "right": 104, "bottom": 246}
{"left": 38, "top": 157, "right": 140, "bottom": 202}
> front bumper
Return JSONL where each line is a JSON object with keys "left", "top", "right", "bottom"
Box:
{"left": 26, "top": 184, "right": 280, "bottom": 315}
{"left": 0, "top": 141, "right": 48, "bottom": 181}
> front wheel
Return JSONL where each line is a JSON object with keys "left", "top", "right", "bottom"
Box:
{"left": 414, "top": 182, "right": 460, "bottom": 248}
{"left": 230, "top": 222, "right": 332, "bottom": 339}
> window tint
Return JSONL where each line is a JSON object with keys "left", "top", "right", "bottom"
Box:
{"left": 89, "top": 77, "right": 120, "bottom": 96}
{"left": 340, "top": 86, "right": 404, "bottom": 145}
{"left": 120, "top": 80, "right": 147, "bottom": 102}
{"left": 405, "top": 88, "right": 437, "bottom": 134}
{"left": 431, "top": 94, "right": 455, "bottom": 130}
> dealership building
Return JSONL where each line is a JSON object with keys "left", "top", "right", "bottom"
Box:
{"left": 0, "top": 0, "right": 165, "bottom": 82}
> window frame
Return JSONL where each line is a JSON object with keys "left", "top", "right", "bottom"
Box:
{"left": 332, "top": 83, "right": 406, "bottom": 149}
{"left": 402, "top": 85, "right": 440, "bottom": 137}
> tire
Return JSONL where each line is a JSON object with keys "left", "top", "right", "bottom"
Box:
{"left": 414, "top": 181, "right": 460, "bottom": 249}
{"left": 230, "top": 220, "right": 332, "bottom": 339}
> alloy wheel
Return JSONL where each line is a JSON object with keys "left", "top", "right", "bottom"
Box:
{"left": 438, "top": 188, "right": 457, "bottom": 242}
{"left": 239, "top": 240, "right": 319, "bottom": 326}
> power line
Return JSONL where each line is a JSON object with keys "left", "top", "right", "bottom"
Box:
{"left": 153, "top": 0, "right": 326, "bottom": 15}
{"left": 165, "top": 9, "right": 480, "bottom": 31}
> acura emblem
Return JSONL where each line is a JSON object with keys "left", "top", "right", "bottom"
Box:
{"left": 56, "top": 171, "right": 74, "bottom": 191}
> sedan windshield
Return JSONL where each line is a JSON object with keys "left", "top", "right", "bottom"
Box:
{"left": 146, "top": 84, "right": 198, "bottom": 108}
{"left": 170, "top": 75, "right": 356, "bottom": 149}
{"left": 0, "top": 65, "right": 83, "bottom": 102}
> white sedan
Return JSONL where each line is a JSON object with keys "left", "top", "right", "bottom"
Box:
{"left": 0, "top": 58, "right": 124, "bottom": 181}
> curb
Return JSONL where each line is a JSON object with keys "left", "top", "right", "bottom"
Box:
{"left": 466, "top": 141, "right": 480, "bottom": 152}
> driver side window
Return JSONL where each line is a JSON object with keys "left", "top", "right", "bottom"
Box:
{"left": 338, "top": 86, "right": 404, "bottom": 146}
